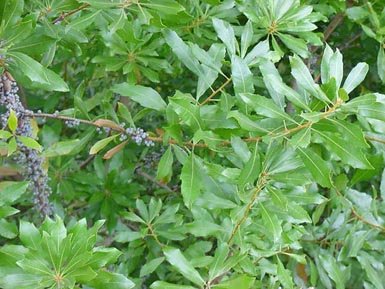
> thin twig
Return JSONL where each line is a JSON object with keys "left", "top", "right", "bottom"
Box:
{"left": 52, "top": 3, "right": 90, "bottom": 24}
{"left": 199, "top": 77, "right": 232, "bottom": 107}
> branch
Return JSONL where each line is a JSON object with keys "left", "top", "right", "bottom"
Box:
{"left": 135, "top": 168, "right": 175, "bottom": 193}
{"left": 199, "top": 77, "right": 232, "bottom": 107}
{"left": 52, "top": 3, "right": 90, "bottom": 24}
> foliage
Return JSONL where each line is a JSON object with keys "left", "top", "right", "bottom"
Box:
{"left": 1, "top": 0, "right": 385, "bottom": 289}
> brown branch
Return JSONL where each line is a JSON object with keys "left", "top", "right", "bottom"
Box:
{"left": 147, "top": 223, "right": 165, "bottom": 248}
{"left": 228, "top": 172, "right": 267, "bottom": 245}
{"left": 334, "top": 187, "right": 385, "bottom": 232}
{"left": 199, "top": 77, "right": 232, "bottom": 107}
{"left": 52, "top": 3, "right": 90, "bottom": 24}
{"left": 364, "top": 136, "right": 385, "bottom": 145}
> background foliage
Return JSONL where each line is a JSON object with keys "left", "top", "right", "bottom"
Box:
{"left": 1, "top": 0, "right": 385, "bottom": 288}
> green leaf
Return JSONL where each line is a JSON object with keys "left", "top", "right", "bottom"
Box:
{"left": 329, "top": 49, "right": 343, "bottom": 88}
{"left": 296, "top": 147, "right": 332, "bottom": 187}
{"left": 212, "top": 274, "right": 255, "bottom": 289}
{"left": 259, "top": 60, "right": 285, "bottom": 109}
{"left": 89, "top": 134, "right": 118, "bottom": 155}
{"left": 231, "top": 136, "right": 251, "bottom": 164}
{"left": 150, "top": 281, "right": 196, "bottom": 289}
{"left": 212, "top": 18, "right": 236, "bottom": 56}
{"left": 276, "top": 256, "right": 294, "bottom": 289}
{"left": 290, "top": 55, "right": 330, "bottom": 103}
{"left": 241, "top": 21, "right": 253, "bottom": 58}
{"left": 278, "top": 33, "right": 309, "bottom": 58}
{"left": 343, "top": 62, "right": 368, "bottom": 93}
{"left": 357, "top": 252, "right": 384, "bottom": 289}
{"left": 7, "top": 109, "right": 17, "bottom": 133}
{"left": 321, "top": 44, "right": 334, "bottom": 84}
{"left": 209, "top": 243, "right": 229, "bottom": 280}
{"left": 141, "top": 0, "right": 185, "bottom": 14}
{"left": 0, "top": 0, "right": 23, "bottom": 30}
{"left": 7, "top": 52, "right": 49, "bottom": 85}
{"left": 163, "top": 29, "right": 204, "bottom": 76}
{"left": 7, "top": 137, "right": 17, "bottom": 156}
{"left": 358, "top": 103, "right": 385, "bottom": 122}
{"left": 377, "top": 46, "right": 385, "bottom": 83}
{"left": 0, "top": 219, "right": 18, "bottom": 239}
{"left": 181, "top": 153, "right": 202, "bottom": 207}
{"left": 112, "top": 83, "right": 166, "bottom": 112}
{"left": 244, "top": 40, "right": 270, "bottom": 66}
{"left": 260, "top": 203, "right": 282, "bottom": 243}
{"left": 0, "top": 130, "right": 12, "bottom": 139}
{"left": 314, "top": 130, "right": 372, "bottom": 169}
{"left": 19, "top": 221, "right": 41, "bottom": 250}
{"left": 0, "top": 181, "right": 28, "bottom": 204}
{"left": 87, "top": 270, "right": 135, "bottom": 289}
{"left": 66, "top": 10, "right": 101, "bottom": 32}
{"left": 169, "top": 92, "right": 202, "bottom": 131}
{"left": 0, "top": 206, "right": 19, "bottom": 218}
{"left": 156, "top": 146, "right": 173, "bottom": 180}
{"left": 231, "top": 55, "right": 254, "bottom": 95}
{"left": 319, "top": 254, "right": 346, "bottom": 289}
{"left": 238, "top": 142, "right": 261, "bottom": 194}
{"left": 240, "top": 93, "right": 293, "bottom": 121}
{"left": 140, "top": 257, "right": 165, "bottom": 277}
{"left": 17, "top": 136, "right": 42, "bottom": 152}
{"left": 163, "top": 246, "right": 205, "bottom": 287}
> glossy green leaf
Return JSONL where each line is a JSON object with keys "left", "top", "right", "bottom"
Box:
{"left": 163, "top": 29, "right": 203, "bottom": 76}
{"left": 7, "top": 52, "right": 49, "bottom": 84}
{"left": 231, "top": 55, "right": 254, "bottom": 95}
{"left": 276, "top": 256, "right": 294, "bottom": 289}
{"left": 278, "top": 33, "right": 309, "bottom": 58}
{"left": 140, "top": 257, "right": 165, "bottom": 277}
{"left": 212, "top": 274, "right": 255, "bottom": 289}
{"left": 112, "top": 83, "right": 166, "bottom": 112}
{"left": 142, "top": 0, "right": 185, "bottom": 14}
{"left": 329, "top": 49, "right": 343, "bottom": 88}
{"left": 181, "top": 153, "right": 202, "bottom": 207}
{"left": 240, "top": 93, "right": 293, "bottom": 121}
{"left": 0, "top": 0, "right": 23, "bottom": 30}
{"left": 297, "top": 147, "right": 332, "bottom": 187}
{"left": 377, "top": 46, "right": 385, "bottom": 83}
{"left": 358, "top": 103, "right": 385, "bottom": 122}
{"left": 156, "top": 146, "right": 173, "bottom": 180}
{"left": 241, "top": 21, "right": 253, "bottom": 58}
{"left": 169, "top": 92, "right": 202, "bottom": 131}
{"left": 66, "top": 10, "right": 101, "bottom": 32}
{"left": 319, "top": 254, "right": 346, "bottom": 289}
{"left": 238, "top": 142, "right": 261, "bottom": 194}
{"left": 0, "top": 181, "right": 28, "bottom": 204}
{"left": 89, "top": 134, "right": 118, "bottom": 155}
{"left": 343, "top": 62, "right": 369, "bottom": 93}
{"left": 357, "top": 252, "right": 384, "bottom": 289}
{"left": 290, "top": 55, "right": 330, "bottom": 103}
{"left": 87, "top": 270, "right": 135, "bottom": 289}
{"left": 0, "top": 206, "right": 19, "bottom": 218}
{"left": 17, "top": 136, "right": 42, "bottom": 152}
{"left": 0, "top": 130, "right": 12, "bottom": 139}
{"left": 259, "top": 60, "right": 285, "bottom": 109}
{"left": 209, "top": 243, "right": 229, "bottom": 280}
{"left": 7, "top": 109, "right": 17, "bottom": 133}
{"left": 163, "top": 246, "right": 205, "bottom": 287}
{"left": 260, "top": 203, "right": 282, "bottom": 243}
{"left": 19, "top": 221, "right": 41, "bottom": 250}
{"left": 231, "top": 135, "right": 251, "bottom": 164}
{"left": 212, "top": 18, "right": 236, "bottom": 56}
{"left": 0, "top": 219, "right": 18, "bottom": 239}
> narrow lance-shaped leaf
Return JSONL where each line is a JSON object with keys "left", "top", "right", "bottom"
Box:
{"left": 163, "top": 29, "right": 203, "bottom": 76}
{"left": 296, "top": 147, "right": 332, "bottom": 188}
{"left": 212, "top": 18, "right": 236, "bottom": 56}
{"left": 260, "top": 203, "right": 282, "bottom": 243}
{"left": 180, "top": 153, "right": 202, "bottom": 207}
{"left": 89, "top": 135, "right": 119, "bottom": 155}
{"left": 343, "top": 62, "right": 368, "bottom": 93}
{"left": 163, "top": 247, "right": 205, "bottom": 287}
{"left": 259, "top": 60, "right": 285, "bottom": 110}
{"left": 231, "top": 55, "right": 254, "bottom": 95}
{"left": 112, "top": 83, "right": 166, "bottom": 112}
{"left": 329, "top": 49, "right": 343, "bottom": 88}
{"left": 377, "top": 45, "right": 385, "bottom": 83}
{"left": 290, "top": 55, "right": 331, "bottom": 103}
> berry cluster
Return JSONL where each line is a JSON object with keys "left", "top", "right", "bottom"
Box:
{"left": 0, "top": 72, "right": 52, "bottom": 217}
{"left": 120, "top": 126, "right": 154, "bottom": 147}
{"left": 64, "top": 119, "right": 81, "bottom": 128}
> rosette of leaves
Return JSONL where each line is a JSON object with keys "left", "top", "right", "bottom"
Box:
{"left": 236, "top": 0, "right": 326, "bottom": 57}
{"left": 0, "top": 216, "right": 134, "bottom": 289}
